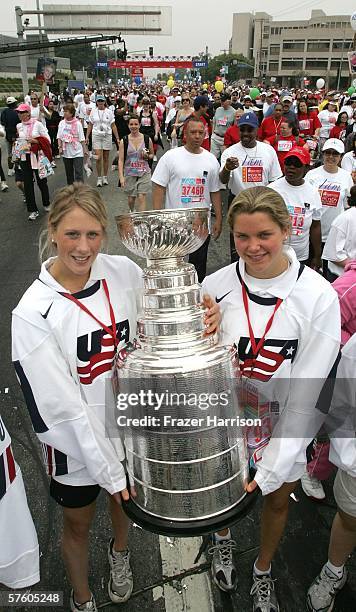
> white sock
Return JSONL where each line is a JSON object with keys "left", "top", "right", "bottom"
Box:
{"left": 103, "top": 175, "right": 107, "bottom": 179}
{"left": 214, "top": 529, "right": 231, "bottom": 542}
{"left": 326, "top": 560, "right": 344, "bottom": 578}
{"left": 254, "top": 560, "right": 271, "bottom": 576}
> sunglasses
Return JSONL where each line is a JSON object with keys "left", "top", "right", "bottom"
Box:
{"left": 31, "top": 98, "right": 37, "bottom": 100}
{"left": 182, "top": 98, "right": 190, "bottom": 101}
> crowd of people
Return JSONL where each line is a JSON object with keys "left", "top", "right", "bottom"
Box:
{"left": 1, "top": 80, "right": 356, "bottom": 612}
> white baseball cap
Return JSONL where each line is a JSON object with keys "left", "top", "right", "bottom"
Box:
{"left": 6, "top": 96, "right": 17, "bottom": 104}
{"left": 322, "top": 138, "right": 345, "bottom": 154}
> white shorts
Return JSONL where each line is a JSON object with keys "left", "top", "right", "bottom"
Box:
{"left": 333, "top": 468, "right": 356, "bottom": 518}
{"left": 92, "top": 133, "right": 112, "bottom": 151}
{"left": 0, "top": 467, "right": 40, "bottom": 588}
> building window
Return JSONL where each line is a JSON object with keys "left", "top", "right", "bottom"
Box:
{"left": 270, "top": 45, "right": 280, "bottom": 55}
{"left": 333, "top": 40, "right": 352, "bottom": 50}
{"left": 307, "top": 40, "right": 330, "bottom": 51}
{"left": 281, "top": 59, "right": 303, "bottom": 69}
{"left": 269, "top": 61, "right": 279, "bottom": 71}
{"left": 283, "top": 41, "right": 305, "bottom": 50}
{"left": 305, "top": 59, "right": 328, "bottom": 69}
{"left": 330, "top": 59, "right": 350, "bottom": 71}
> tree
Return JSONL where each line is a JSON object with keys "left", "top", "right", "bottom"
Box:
{"left": 59, "top": 42, "right": 96, "bottom": 72}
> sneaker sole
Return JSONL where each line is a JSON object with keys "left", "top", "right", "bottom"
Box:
{"left": 107, "top": 577, "right": 133, "bottom": 603}
{"left": 211, "top": 573, "right": 238, "bottom": 593}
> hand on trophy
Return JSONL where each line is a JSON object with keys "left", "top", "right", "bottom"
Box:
{"left": 112, "top": 486, "right": 137, "bottom": 505}
{"left": 245, "top": 479, "right": 259, "bottom": 494}
{"left": 202, "top": 294, "right": 221, "bottom": 335}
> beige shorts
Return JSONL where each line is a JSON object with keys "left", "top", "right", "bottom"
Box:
{"left": 124, "top": 172, "right": 152, "bottom": 196}
{"left": 92, "top": 133, "right": 112, "bottom": 151}
{"left": 333, "top": 468, "right": 356, "bottom": 517}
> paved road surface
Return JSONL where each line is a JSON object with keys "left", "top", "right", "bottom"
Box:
{"left": 0, "top": 140, "right": 355, "bottom": 612}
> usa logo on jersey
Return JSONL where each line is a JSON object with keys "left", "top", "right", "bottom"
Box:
{"left": 237, "top": 337, "right": 298, "bottom": 381}
{"left": 77, "top": 320, "right": 130, "bottom": 385}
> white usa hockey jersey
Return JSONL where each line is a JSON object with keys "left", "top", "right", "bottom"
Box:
{"left": 12, "top": 254, "right": 143, "bottom": 494}
{"left": 0, "top": 414, "right": 40, "bottom": 588}
{"left": 202, "top": 247, "right": 341, "bottom": 495}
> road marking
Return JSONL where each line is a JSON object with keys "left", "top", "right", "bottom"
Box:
{"left": 159, "top": 535, "right": 214, "bottom": 611}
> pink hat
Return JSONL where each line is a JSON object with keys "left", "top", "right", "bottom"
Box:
{"left": 17, "top": 103, "right": 31, "bottom": 113}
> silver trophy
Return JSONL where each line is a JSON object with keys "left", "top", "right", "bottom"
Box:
{"left": 115, "top": 209, "right": 253, "bottom": 535}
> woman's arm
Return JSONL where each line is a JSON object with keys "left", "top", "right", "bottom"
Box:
{"left": 118, "top": 139, "right": 125, "bottom": 187}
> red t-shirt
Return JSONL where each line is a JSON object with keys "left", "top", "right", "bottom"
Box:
{"left": 157, "top": 95, "right": 167, "bottom": 106}
{"left": 266, "top": 134, "right": 306, "bottom": 172}
{"left": 297, "top": 112, "right": 321, "bottom": 137}
{"left": 329, "top": 124, "right": 347, "bottom": 141}
{"left": 224, "top": 124, "right": 240, "bottom": 147}
{"left": 259, "top": 116, "right": 284, "bottom": 141}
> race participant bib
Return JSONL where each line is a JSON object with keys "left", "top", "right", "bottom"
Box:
{"left": 129, "top": 160, "right": 146, "bottom": 175}
{"left": 180, "top": 177, "right": 206, "bottom": 205}
{"left": 319, "top": 184, "right": 341, "bottom": 207}
{"left": 141, "top": 117, "right": 151, "bottom": 127}
{"left": 298, "top": 119, "right": 310, "bottom": 132}
{"left": 277, "top": 140, "right": 293, "bottom": 152}
{"left": 217, "top": 116, "right": 228, "bottom": 126}
{"left": 241, "top": 159, "right": 263, "bottom": 183}
{"left": 287, "top": 205, "right": 306, "bottom": 236}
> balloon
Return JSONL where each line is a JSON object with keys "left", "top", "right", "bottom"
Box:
{"left": 162, "top": 85, "right": 170, "bottom": 96}
{"left": 351, "top": 12, "right": 356, "bottom": 32}
{"left": 348, "top": 86, "right": 356, "bottom": 96}
{"left": 316, "top": 78, "right": 325, "bottom": 89}
{"left": 250, "top": 87, "right": 260, "bottom": 100}
{"left": 215, "top": 81, "right": 224, "bottom": 92}
{"left": 134, "top": 76, "right": 141, "bottom": 85}
{"left": 167, "top": 79, "right": 174, "bottom": 89}
{"left": 202, "top": 83, "right": 208, "bottom": 90}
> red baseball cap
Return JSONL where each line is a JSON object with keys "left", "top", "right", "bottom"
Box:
{"left": 284, "top": 146, "right": 311, "bottom": 166}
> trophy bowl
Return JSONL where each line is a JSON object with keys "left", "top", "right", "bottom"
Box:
{"left": 115, "top": 208, "right": 210, "bottom": 260}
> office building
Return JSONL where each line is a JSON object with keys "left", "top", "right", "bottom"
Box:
{"left": 230, "top": 10, "right": 354, "bottom": 88}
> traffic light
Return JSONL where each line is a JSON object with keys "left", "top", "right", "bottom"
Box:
{"left": 149, "top": 46, "right": 154, "bottom": 57}
{"left": 116, "top": 48, "right": 127, "bottom": 61}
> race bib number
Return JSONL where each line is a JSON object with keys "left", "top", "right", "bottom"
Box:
{"left": 287, "top": 205, "right": 305, "bottom": 236}
{"left": 277, "top": 140, "right": 293, "bottom": 152}
{"left": 180, "top": 177, "right": 205, "bottom": 205}
{"left": 298, "top": 119, "right": 310, "bottom": 132}
{"left": 129, "top": 160, "right": 145, "bottom": 175}
{"left": 141, "top": 117, "right": 151, "bottom": 127}
{"left": 319, "top": 188, "right": 341, "bottom": 207}
{"left": 242, "top": 162, "right": 263, "bottom": 183}
{"left": 217, "top": 116, "right": 228, "bottom": 126}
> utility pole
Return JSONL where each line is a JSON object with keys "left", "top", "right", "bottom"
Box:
{"left": 15, "top": 6, "right": 29, "bottom": 97}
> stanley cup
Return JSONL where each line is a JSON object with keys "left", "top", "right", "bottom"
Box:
{"left": 115, "top": 209, "right": 251, "bottom": 536}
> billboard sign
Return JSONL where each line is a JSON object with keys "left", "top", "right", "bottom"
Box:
{"left": 193, "top": 60, "right": 208, "bottom": 68}
{"left": 43, "top": 4, "right": 172, "bottom": 35}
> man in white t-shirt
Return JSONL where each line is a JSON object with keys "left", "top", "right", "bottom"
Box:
{"left": 220, "top": 112, "right": 282, "bottom": 260}
{"left": 152, "top": 116, "right": 222, "bottom": 282}
{"left": 270, "top": 147, "right": 322, "bottom": 266}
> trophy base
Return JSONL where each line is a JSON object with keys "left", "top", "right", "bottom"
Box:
{"left": 122, "top": 488, "right": 259, "bottom": 537}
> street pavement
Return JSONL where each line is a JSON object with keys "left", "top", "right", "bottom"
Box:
{"left": 0, "top": 139, "right": 355, "bottom": 612}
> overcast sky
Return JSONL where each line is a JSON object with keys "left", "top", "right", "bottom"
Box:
{"left": 2, "top": 0, "right": 356, "bottom": 56}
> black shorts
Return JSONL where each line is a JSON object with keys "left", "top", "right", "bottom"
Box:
{"left": 50, "top": 478, "right": 101, "bottom": 508}
{"left": 14, "top": 166, "right": 24, "bottom": 182}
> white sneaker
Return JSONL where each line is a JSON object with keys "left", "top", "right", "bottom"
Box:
{"left": 69, "top": 590, "right": 97, "bottom": 611}
{"left": 307, "top": 563, "right": 347, "bottom": 611}
{"left": 28, "top": 211, "right": 39, "bottom": 221}
{"left": 301, "top": 470, "right": 326, "bottom": 500}
{"left": 1, "top": 181, "right": 9, "bottom": 192}
{"left": 102, "top": 176, "right": 108, "bottom": 185}
{"left": 107, "top": 539, "right": 133, "bottom": 603}
{"left": 51, "top": 161, "right": 56, "bottom": 168}
{"left": 96, "top": 177, "right": 102, "bottom": 187}
{"left": 153, "top": 155, "right": 157, "bottom": 162}
{"left": 7, "top": 168, "right": 15, "bottom": 176}
{"left": 43, "top": 205, "right": 51, "bottom": 212}
{"left": 55, "top": 155, "right": 61, "bottom": 159}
